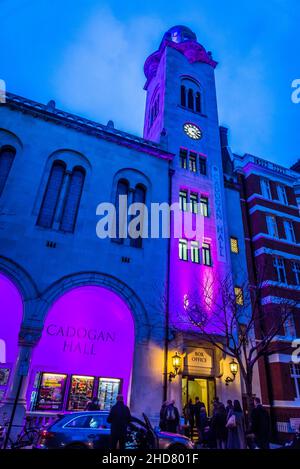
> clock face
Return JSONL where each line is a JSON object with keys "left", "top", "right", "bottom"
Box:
{"left": 183, "top": 123, "right": 202, "bottom": 140}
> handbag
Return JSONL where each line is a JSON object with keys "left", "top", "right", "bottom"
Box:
{"left": 226, "top": 414, "right": 237, "bottom": 428}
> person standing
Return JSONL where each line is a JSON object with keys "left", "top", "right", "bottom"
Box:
{"left": 194, "top": 398, "right": 208, "bottom": 445}
{"left": 250, "top": 397, "right": 270, "bottom": 449}
{"left": 107, "top": 395, "right": 131, "bottom": 450}
{"left": 226, "top": 400, "right": 246, "bottom": 449}
{"left": 159, "top": 401, "right": 168, "bottom": 431}
{"left": 183, "top": 399, "right": 195, "bottom": 437}
{"left": 163, "top": 400, "right": 180, "bottom": 433}
{"left": 211, "top": 403, "right": 227, "bottom": 449}
{"left": 226, "top": 399, "right": 233, "bottom": 417}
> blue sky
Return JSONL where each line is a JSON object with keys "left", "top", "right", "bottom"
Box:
{"left": 1, "top": 0, "right": 299, "bottom": 166}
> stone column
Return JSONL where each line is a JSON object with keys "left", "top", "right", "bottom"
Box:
{"left": 0, "top": 326, "right": 41, "bottom": 440}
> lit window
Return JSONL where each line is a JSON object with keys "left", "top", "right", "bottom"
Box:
{"left": 202, "top": 243, "right": 212, "bottom": 266}
{"left": 199, "top": 157, "right": 207, "bottom": 175}
{"left": 266, "top": 215, "right": 278, "bottom": 238}
{"left": 292, "top": 262, "right": 300, "bottom": 285}
{"left": 189, "top": 152, "right": 197, "bottom": 173}
{"left": 284, "top": 220, "right": 296, "bottom": 243}
{"left": 200, "top": 196, "right": 209, "bottom": 217}
{"left": 277, "top": 184, "right": 288, "bottom": 205}
{"left": 179, "top": 190, "right": 188, "bottom": 211}
{"left": 261, "top": 178, "right": 272, "bottom": 199}
{"left": 273, "top": 257, "right": 286, "bottom": 283}
{"left": 180, "top": 149, "right": 188, "bottom": 169}
{"left": 179, "top": 239, "right": 188, "bottom": 261}
{"left": 290, "top": 363, "right": 300, "bottom": 399}
{"left": 230, "top": 237, "right": 239, "bottom": 254}
{"left": 234, "top": 287, "right": 244, "bottom": 306}
{"left": 191, "top": 241, "right": 200, "bottom": 263}
{"left": 190, "top": 192, "right": 198, "bottom": 214}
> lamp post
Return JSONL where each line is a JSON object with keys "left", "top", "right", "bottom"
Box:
{"left": 225, "top": 359, "right": 238, "bottom": 385}
{"left": 169, "top": 352, "right": 181, "bottom": 382}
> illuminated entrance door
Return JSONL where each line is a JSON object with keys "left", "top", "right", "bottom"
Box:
{"left": 182, "top": 377, "right": 216, "bottom": 416}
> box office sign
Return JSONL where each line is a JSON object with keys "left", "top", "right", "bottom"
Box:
{"left": 186, "top": 348, "right": 214, "bottom": 375}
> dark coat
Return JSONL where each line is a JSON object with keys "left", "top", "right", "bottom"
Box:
{"left": 227, "top": 411, "right": 246, "bottom": 449}
{"left": 163, "top": 404, "right": 180, "bottom": 433}
{"left": 211, "top": 409, "right": 227, "bottom": 441}
{"left": 194, "top": 402, "right": 207, "bottom": 429}
{"left": 107, "top": 401, "right": 131, "bottom": 436}
{"left": 251, "top": 405, "right": 270, "bottom": 449}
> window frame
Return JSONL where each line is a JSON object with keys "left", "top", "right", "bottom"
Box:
{"left": 191, "top": 240, "right": 200, "bottom": 264}
{"left": 179, "top": 239, "right": 188, "bottom": 261}
{"left": 230, "top": 237, "right": 239, "bottom": 254}
{"left": 266, "top": 215, "right": 278, "bottom": 238}
{"left": 261, "top": 178, "right": 272, "bottom": 200}
{"left": 200, "top": 196, "right": 209, "bottom": 217}
{"left": 202, "top": 243, "right": 212, "bottom": 266}
{"left": 273, "top": 257, "right": 287, "bottom": 283}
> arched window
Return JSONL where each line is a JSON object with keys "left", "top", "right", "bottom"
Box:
{"left": 0, "top": 146, "right": 16, "bottom": 196}
{"left": 130, "top": 184, "right": 146, "bottom": 248}
{"left": 37, "top": 161, "right": 66, "bottom": 228}
{"left": 60, "top": 167, "right": 85, "bottom": 233}
{"left": 195, "top": 92, "right": 201, "bottom": 113}
{"left": 114, "top": 179, "right": 129, "bottom": 243}
{"left": 181, "top": 85, "right": 186, "bottom": 107}
{"left": 188, "top": 88, "right": 194, "bottom": 110}
{"left": 180, "top": 78, "right": 203, "bottom": 114}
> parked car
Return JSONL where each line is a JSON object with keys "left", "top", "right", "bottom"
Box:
{"left": 35, "top": 411, "right": 194, "bottom": 450}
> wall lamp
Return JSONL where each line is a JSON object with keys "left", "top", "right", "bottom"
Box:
{"left": 225, "top": 359, "right": 238, "bottom": 385}
{"left": 169, "top": 352, "right": 182, "bottom": 382}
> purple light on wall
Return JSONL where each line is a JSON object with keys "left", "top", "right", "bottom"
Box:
{"left": 0, "top": 273, "right": 23, "bottom": 366}
{"left": 28, "top": 286, "right": 135, "bottom": 405}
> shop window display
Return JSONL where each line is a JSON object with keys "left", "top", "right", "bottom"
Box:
{"left": 68, "top": 375, "right": 94, "bottom": 411}
{"left": 98, "top": 378, "right": 121, "bottom": 410}
{"left": 35, "top": 373, "right": 67, "bottom": 411}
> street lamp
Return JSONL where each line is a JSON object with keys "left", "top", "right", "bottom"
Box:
{"left": 169, "top": 352, "right": 181, "bottom": 382}
{"left": 225, "top": 359, "right": 238, "bottom": 385}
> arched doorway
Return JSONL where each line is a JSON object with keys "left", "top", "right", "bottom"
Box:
{"left": 0, "top": 273, "right": 24, "bottom": 403}
{"left": 28, "top": 286, "right": 135, "bottom": 412}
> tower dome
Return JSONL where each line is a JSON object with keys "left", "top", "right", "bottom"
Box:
{"left": 163, "top": 25, "right": 197, "bottom": 44}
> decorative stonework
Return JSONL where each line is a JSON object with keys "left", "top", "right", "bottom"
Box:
{"left": 144, "top": 39, "right": 218, "bottom": 89}
{"left": 5, "top": 93, "right": 173, "bottom": 161}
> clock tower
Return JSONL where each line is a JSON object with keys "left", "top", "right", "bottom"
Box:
{"left": 143, "top": 26, "right": 238, "bottom": 407}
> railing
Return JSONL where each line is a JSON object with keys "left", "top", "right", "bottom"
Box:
{"left": 26, "top": 411, "right": 61, "bottom": 429}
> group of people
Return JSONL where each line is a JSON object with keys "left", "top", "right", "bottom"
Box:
{"left": 161, "top": 396, "right": 271, "bottom": 449}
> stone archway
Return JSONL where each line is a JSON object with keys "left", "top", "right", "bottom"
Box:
{"left": 26, "top": 272, "right": 151, "bottom": 412}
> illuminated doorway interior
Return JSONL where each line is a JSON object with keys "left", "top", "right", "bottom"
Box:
{"left": 182, "top": 377, "right": 216, "bottom": 416}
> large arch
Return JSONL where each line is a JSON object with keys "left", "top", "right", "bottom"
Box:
{"left": 26, "top": 272, "right": 150, "bottom": 412}
{"left": 0, "top": 271, "right": 24, "bottom": 403}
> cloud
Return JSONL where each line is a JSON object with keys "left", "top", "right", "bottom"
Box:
{"left": 216, "top": 46, "right": 275, "bottom": 157}
{"left": 53, "top": 7, "right": 164, "bottom": 136}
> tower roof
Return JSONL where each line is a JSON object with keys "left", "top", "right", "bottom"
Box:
{"left": 163, "top": 25, "right": 197, "bottom": 44}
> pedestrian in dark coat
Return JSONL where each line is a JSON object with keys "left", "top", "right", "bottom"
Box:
{"left": 159, "top": 401, "right": 168, "bottom": 431}
{"left": 107, "top": 395, "right": 131, "bottom": 450}
{"left": 226, "top": 399, "right": 233, "bottom": 417}
{"left": 163, "top": 400, "right": 180, "bottom": 434}
{"left": 183, "top": 399, "right": 195, "bottom": 436}
{"left": 194, "top": 399, "right": 208, "bottom": 445}
{"left": 211, "top": 403, "right": 227, "bottom": 449}
{"left": 250, "top": 397, "right": 270, "bottom": 449}
{"left": 226, "top": 400, "right": 246, "bottom": 449}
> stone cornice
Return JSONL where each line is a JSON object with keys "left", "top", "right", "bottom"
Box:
{"left": 3, "top": 92, "right": 174, "bottom": 161}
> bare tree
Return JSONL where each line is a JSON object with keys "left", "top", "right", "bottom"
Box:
{"left": 175, "top": 268, "right": 298, "bottom": 417}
